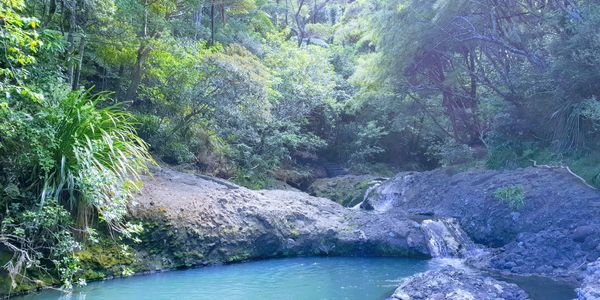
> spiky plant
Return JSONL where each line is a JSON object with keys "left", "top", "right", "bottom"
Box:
{"left": 40, "top": 89, "right": 154, "bottom": 232}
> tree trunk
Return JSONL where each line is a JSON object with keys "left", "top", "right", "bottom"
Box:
{"left": 432, "top": 55, "right": 482, "bottom": 147}
{"left": 312, "top": 0, "right": 317, "bottom": 23}
{"left": 72, "top": 35, "right": 86, "bottom": 90}
{"left": 125, "top": 43, "right": 150, "bottom": 102}
{"left": 285, "top": 0, "right": 289, "bottom": 26}
{"left": 220, "top": 4, "right": 226, "bottom": 25}
{"left": 47, "top": 0, "right": 57, "bottom": 22}
{"left": 125, "top": 0, "right": 150, "bottom": 102}
{"left": 210, "top": 1, "right": 215, "bottom": 46}
{"left": 193, "top": 5, "right": 203, "bottom": 41}
{"left": 115, "top": 64, "right": 125, "bottom": 97}
{"left": 66, "top": 1, "right": 78, "bottom": 88}
{"left": 295, "top": 0, "right": 306, "bottom": 46}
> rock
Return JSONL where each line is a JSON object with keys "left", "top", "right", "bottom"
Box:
{"left": 307, "top": 175, "right": 385, "bottom": 207}
{"left": 489, "top": 229, "right": 589, "bottom": 278}
{"left": 572, "top": 225, "right": 600, "bottom": 243}
{"left": 389, "top": 266, "right": 528, "bottom": 300}
{"left": 128, "top": 168, "right": 429, "bottom": 271}
{"left": 577, "top": 259, "right": 600, "bottom": 300}
{"left": 271, "top": 168, "right": 319, "bottom": 190}
{"left": 363, "top": 167, "right": 600, "bottom": 278}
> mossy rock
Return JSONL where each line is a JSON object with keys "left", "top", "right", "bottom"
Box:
{"left": 308, "top": 175, "right": 384, "bottom": 207}
{"left": 76, "top": 238, "right": 137, "bottom": 280}
{"left": 0, "top": 267, "right": 58, "bottom": 297}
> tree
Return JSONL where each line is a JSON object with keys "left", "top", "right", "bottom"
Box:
{"left": 0, "top": 0, "right": 42, "bottom": 95}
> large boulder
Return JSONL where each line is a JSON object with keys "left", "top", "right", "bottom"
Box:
{"left": 128, "top": 168, "right": 429, "bottom": 271}
{"left": 390, "top": 266, "right": 529, "bottom": 300}
{"left": 363, "top": 167, "right": 600, "bottom": 278}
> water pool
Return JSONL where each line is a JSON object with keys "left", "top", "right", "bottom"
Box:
{"left": 16, "top": 257, "right": 429, "bottom": 300}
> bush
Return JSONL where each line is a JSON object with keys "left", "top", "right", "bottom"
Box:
{"left": 1, "top": 199, "right": 80, "bottom": 289}
{"left": 42, "top": 89, "right": 154, "bottom": 230}
{"left": 493, "top": 185, "right": 525, "bottom": 209}
{"left": 0, "top": 89, "right": 153, "bottom": 289}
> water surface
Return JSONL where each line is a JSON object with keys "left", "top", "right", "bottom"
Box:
{"left": 494, "top": 273, "right": 578, "bottom": 300}
{"left": 17, "top": 257, "right": 429, "bottom": 300}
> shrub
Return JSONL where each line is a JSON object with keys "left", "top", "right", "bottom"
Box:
{"left": 493, "top": 185, "right": 525, "bottom": 209}
{"left": 0, "top": 89, "right": 153, "bottom": 289}
{"left": 41, "top": 89, "right": 154, "bottom": 230}
{"left": 1, "top": 199, "right": 80, "bottom": 289}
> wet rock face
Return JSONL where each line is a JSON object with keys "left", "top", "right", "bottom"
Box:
{"left": 390, "top": 266, "right": 529, "bottom": 300}
{"left": 129, "top": 168, "right": 429, "bottom": 272}
{"left": 420, "top": 218, "right": 478, "bottom": 258}
{"left": 363, "top": 167, "right": 600, "bottom": 278}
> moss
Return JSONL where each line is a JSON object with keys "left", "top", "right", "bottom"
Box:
{"left": 309, "top": 175, "right": 381, "bottom": 207}
{"left": 0, "top": 267, "right": 58, "bottom": 297}
{"left": 80, "top": 269, "right": 106, "bottom": 281}
{"left": 225, "top": 251, "right": 253, "bottom": 263}
{"left": 0, "top": 250, "right": 61, "bottom": 297}
{"left": 75, "top": 238, "right": 137, "bottom": 281}
{"left": 290, "top": 229, "right": 301, "bottom": 238}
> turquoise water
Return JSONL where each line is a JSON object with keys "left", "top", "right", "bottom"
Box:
{"left": 17, "top": 257, "right": 429, "bottom": 300}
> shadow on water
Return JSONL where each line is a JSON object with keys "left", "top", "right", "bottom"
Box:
{"left": 493, "top": 274, "right": 577, "bottom": 300}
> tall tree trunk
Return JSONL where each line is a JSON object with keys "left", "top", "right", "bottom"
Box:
{"left": 116, "top": 64, "right": 125, "bottom": 97}
{"left": 295, "top": 0, "right": 306, "bottom": 46}
{"left": 220, "top": 4, "right": 226, "bottom": 25}
{"left": 210, "top": 1, "right": 216, "bottom": 46}
{"left": 312, "top": 0, "right": 317, "bottom": 23}
{"left": 274, "top": 0, "right": 280, "bottom": 27}
{"left": 193, "top": 5, "right": 203, "bottom": 41}
{"left": 440, "top": 92, "right": 481, "bottom": 146}
{"left": 125, "top": 0, "right": 150, "bottom": 102}
{"left": 125, "top": 43, "right": 150, "bottom": 102}
{"left": 47, "top": 0, "right": 57, "bottom": 22}
{"left": 285, "top": 0, "right": 289, "bottom": 26}
{"left": 66, "top": 1, "right": 78, "bottom": 88}
{"left": 433, "top": 56, "right": 482, "bottom": 147}
{"left": 72, "top": 35, "right": 86, "bottom": 90}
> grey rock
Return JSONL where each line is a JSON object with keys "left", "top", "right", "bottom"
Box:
{"left": 363, "top": 167, "right": 600, "bottom": 278}
{"left": 577, "top": 259, "right": 600, "bottom": 300}
{"left": 129, "top": 168, "right": 430, "bottom": 271}
{"left": 390, "top": 266, "right": 528, "bottom": 300}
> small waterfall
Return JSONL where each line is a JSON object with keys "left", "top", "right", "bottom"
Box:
{"left": 420, "top": 218, "right": 476, "bottom": 258}
{"left": 352, "top": 178, "right": 387, "bottom": 210}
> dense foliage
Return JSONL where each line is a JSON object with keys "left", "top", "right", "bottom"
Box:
{"left": 2, "top": 0, "right": 600, "bottom": 293}
{"left": 348, "top": 0, "right": 600, "bottom": 180}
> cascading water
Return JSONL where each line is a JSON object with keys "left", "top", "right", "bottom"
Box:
{"left": 420, "top": 218, "right": 477, "bottom": 258}
{"left": 351, "top": 178, "right": 387, "bottom": 210}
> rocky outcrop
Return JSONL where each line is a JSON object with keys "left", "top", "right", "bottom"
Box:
{"left": 390, "top": 266, "right": 529, "bottom": 300}
{"left": 362, "top": 167, "right": 600, "bottom": 279}
{"left": 128, "top": 168, "right": 429, "bottom": 271}
{"left": 307, "top": 175, "right": 386, "bottom": 207}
